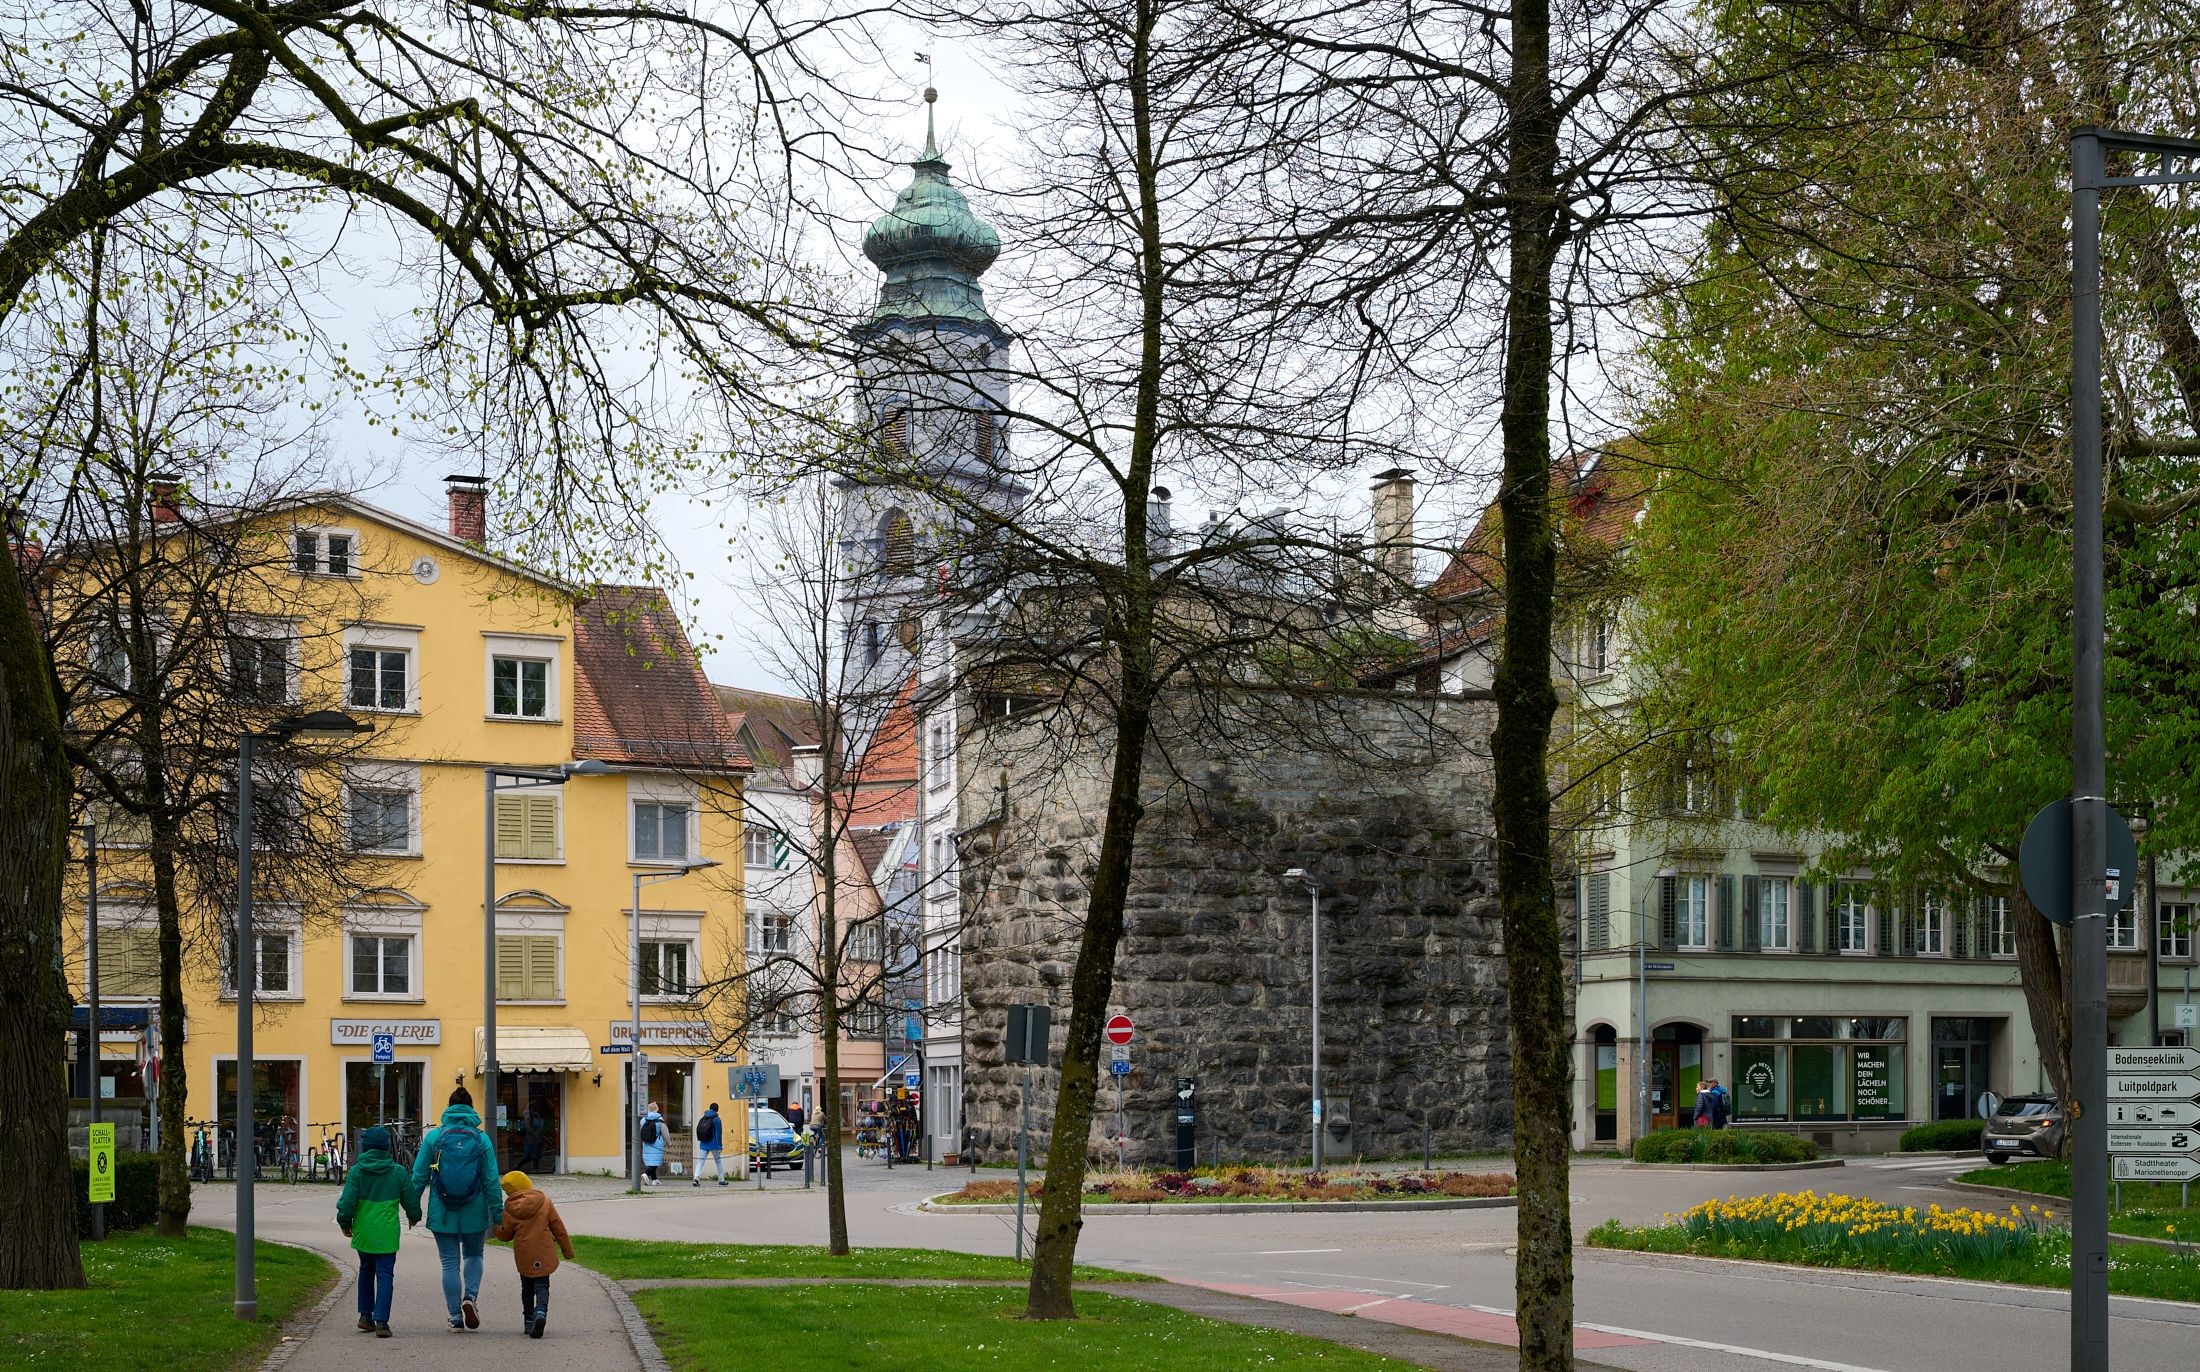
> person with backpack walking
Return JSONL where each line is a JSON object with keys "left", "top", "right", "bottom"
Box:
{"left": 639, "top": 1101, "right": 667, "bottom": 1186}
{"left": 491, "top": 1171, "right": 574, "bottom": 1339}
{"left": 692, "top": 1102, "right": 726, "bottom": 1187}
{"left": 411, "top": 1086, "right": 504, "bottom": 1331}
{"left": 335, "top": 1125, "right": 421, "bottom": 1339}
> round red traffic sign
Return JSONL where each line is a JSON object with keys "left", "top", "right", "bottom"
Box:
{"left": 1105, "top": 1015, "right": 1135, "bottom": 1046}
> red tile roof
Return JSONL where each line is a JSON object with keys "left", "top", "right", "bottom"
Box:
{"left": 572, "top": 586, "right": 749, "bottom": 771}
{"left": 1427, "top": 446, "right": 1653, "bottom": 603}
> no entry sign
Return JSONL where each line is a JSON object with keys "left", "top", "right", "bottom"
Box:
{"left": 1105, "top": 1015, "right": 1135, "bottom": 1046}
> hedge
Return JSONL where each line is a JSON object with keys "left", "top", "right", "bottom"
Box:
{"left": 1631, "top": 1128, "right": 1819, "bottom": 1164}
{"left": 72, "top": 1150, "right": 161, "bottom": 1236}
{"left": 1898, "top": 1119, "right": 1985, "bottom": 1152}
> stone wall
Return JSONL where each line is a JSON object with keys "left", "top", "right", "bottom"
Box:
{"left": 956, "top": 688, "right": 1520, "bottom": 1166}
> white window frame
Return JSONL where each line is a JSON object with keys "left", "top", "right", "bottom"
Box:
{"left": 292, "top": 526, "right": 362, "bottom": 578}
{"left": 89, "top": 621, "right": 134, "bottom": 692}
{"left": 627, "top": 777, "right": 700, "bottom": 865}
{"left": 1678, "top": 875, "right": 1711, "bottom": 950}
{"left": 2161, "top": 901, "right": 2194, "bottom": 961}
{"left": 1758, "top": 877, "right": 1791, "bottom": 952}
{"left": 345, "top": 931, "right": 420, "bottom": 1001}
{"left": 1837, "top": 889, "right": 1871, "bottom": 953}
{"left": 1916, "top": 896, "right": 1948, "bottom": 957}
{"left": 752, "top": 908, "right": 796, "bottom": 955}
{"left": 926, "top": 718, "right": 953, "bottom": 792}
{"left": 225, "top": 618, "right": 300, "bottom": 706}
{"left": 1989, "top": 895, "right": 2016, "bottom": 958}
{"left": 344, "top": 763, "right": 421, "bottom": 857}
{"left": 484, "top": 633, "right": 562, "bottom": 721}
{"left": 639, "top": 938, "right": 697, "bottom": 1001}
{"left": 744, "top": 825, "right": 781, "bottom": 869}
{"left": 2109, "top": 904, "right": 2141, "bottom": 951}
{"left": 342, "top": 624, "right": 422, "bottom": 714}
{"left": 220, "top": 909, "right": 303, "bottom": 1002}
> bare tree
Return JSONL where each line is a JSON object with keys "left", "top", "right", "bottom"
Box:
{"left": 12, "top": 236, "right": 405, "bottom": 1237}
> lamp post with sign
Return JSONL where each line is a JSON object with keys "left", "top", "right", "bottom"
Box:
{"left": 235, "top": 710, "right": 371, "bottom": 1322}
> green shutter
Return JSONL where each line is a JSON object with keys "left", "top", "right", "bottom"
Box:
{"left": 525, "top": 796, "right": 559, "bottom": 860}
{"left": 525, "top": 936, "right": 559, "bottom": 1000}
{"left": 1877, "top": 897, "right": 1895, "bottom": 957}
{"left": 1587, "top": 873, "right": 1610, "bottom": 951}
{"left": 1718, "top": 875, "right": 1737, "bottom": 951}
{"left": 1797, "top": 881, "right": 1817, "bottom": 953}
{"left": 494, "top": 796, "right": 526, "bottom": 859}
{"left": 1658, "top": 875, "right": 1677, "bottom": 949}
{"left": 495, "top": 936, "right": 526, "bottom": 1000}
{"left": 1743, "top": 875, "right": 1762, "bottom": 952}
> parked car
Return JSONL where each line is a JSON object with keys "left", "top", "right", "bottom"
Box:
{"left": 747, "top": 1104, "right": 807, "bottom": 1172}
{"left": 1983, "top": 1095, "right": 2065, "bottom": 1163}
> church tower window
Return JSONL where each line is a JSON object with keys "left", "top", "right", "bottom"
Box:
{"left": 880, "top": 509, "right": 916, "bottom": 576}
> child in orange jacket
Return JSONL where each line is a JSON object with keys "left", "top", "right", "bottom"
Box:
{"left": 490, "top": 1171, "right": 574, "bottom": 1339}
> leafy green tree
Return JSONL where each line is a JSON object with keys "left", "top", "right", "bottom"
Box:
{"left": 1627, "top": 0, "right": 2200, "bottom": 1108}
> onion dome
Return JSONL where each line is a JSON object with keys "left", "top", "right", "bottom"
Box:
{"left": 861, "top": 90, "right": 1002, "bottom": 330}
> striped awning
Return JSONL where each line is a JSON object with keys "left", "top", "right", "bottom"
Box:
{"left": 474, "top": 1026, "right": 592, "bottom": 1074}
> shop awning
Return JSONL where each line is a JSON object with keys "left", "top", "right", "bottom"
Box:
{"left": 474, "top": 1026, "right": 592, "bottom": 1074}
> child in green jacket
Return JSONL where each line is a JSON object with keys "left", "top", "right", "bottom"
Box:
{"left": 336, "top": 1125, "right": 423, "bottom": 1337}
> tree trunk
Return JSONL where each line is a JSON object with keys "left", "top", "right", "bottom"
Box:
{"left": 1495, "top": 0, "right": 1571, "bottom": 1366}
{"left": 1025, "top": 695, "right": 1153, "bottom": 1320}
{"left": 2012, "top": 885, "right": 2072, "bottom": 1107}
{"left": 0, "top": 546, "right": 86, "bottom": 1288}
{"left": 817, "top": 782, "right": 850, "bottom": 1256}
{"left": 148, "top": 832, "right": 190, "bottom": 1235}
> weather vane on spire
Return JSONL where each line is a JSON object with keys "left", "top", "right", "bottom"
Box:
{"left": 913, "top": 50, "right": 939, "bottom": 159}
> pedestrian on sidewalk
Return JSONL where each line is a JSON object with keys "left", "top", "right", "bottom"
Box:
{"left": 693, "top": 1103, "right": 727, "bottom": 1187}
{"left": 412, "top": 1085, "right": 505, "bottom": 1331}
{"left": 639, "top": 1101, "right": 666, "bottom": 1186}
{"left": 491, "top": 1171, "right": 574, "bottom": 1339}
{"left": 335, "top": 1125, "right": 421, "bottom": 1339}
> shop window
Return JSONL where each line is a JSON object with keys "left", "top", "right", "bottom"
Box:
{"left": 1729, "top": 1015, "right": 1908, "bottom": 1123}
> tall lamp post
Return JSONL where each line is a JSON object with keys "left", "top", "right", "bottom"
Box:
{"left": 2066, "top": 127, "right": 2200, "bottom": 1372}
{"left": 235, "top": 710, "right": 371, "bottom": 1321}
{"left": 482, "top": 761, "right": 611, "bottom": 1153}
{"left": 1282, "top": 869, "right": 1322, "bottom": 1169}
{"left": 630, "top": 859, "right": 720, "bottom": 1193}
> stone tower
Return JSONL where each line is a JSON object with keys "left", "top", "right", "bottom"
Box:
{"left": 841, "top": 89, "right": 1024, "bottom": 697}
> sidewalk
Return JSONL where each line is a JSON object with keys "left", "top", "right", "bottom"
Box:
{"left": 262, "top": 1225, "right": 639, "bottom": 1372}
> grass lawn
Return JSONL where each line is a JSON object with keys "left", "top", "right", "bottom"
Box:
{"left": 571, "top": 1236, "right": 1151, "bottom": 1283}
{"left": 636, "top": 1283, "right": 1409, "bottom": 1369}
{"left": 0, "top": 1227, "right": 333, "bottom": 1372}
{"left": 1959, "top": 1159, "right": 2200, "bottom": 1242}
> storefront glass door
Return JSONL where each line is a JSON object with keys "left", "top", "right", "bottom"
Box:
{"left": 344, "top": 1062, "right": 426, "bottom": 1153}
{"left": 495, "top": 1073, "right": 564, "bottom": 1173}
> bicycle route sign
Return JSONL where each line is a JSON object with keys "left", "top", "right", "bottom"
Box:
{"left": 371, "top": 1033, "right": 395, "bottom": 1065}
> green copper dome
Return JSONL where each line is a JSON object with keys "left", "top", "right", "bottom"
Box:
{"left": 862, "top": 97, "right": 1001, "bottom": 329}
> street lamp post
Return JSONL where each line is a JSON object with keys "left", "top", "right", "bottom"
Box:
{"left": 1283, "top": 869, "right": 1322, "bottom": 1170}
{"left": 630, "top": 859, "right": 719, "bottom": 1193}
{"left": 482, "top": 761, "right": 611, "bottom": 1157}
{"left": 234, "top": 711, "right": 370, "bottom": 1321}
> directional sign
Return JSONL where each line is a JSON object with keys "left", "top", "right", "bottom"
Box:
{"left": 1644, "top": 962, "right": 1676, "bottom": 972}
{"left": 1109, "top": 1058, "right": 1130, "bottom": 1076}
{"left": 2108, "top": 1046, "right": 2200, "bottom": 1074}
{"left": 1105, "top": 1015, "right": 1135, "bottom": 1046}
{"left": 1109, "top": 1042, "right": 1130, "bottom": 1064}
{"left": 905, "top": 1072, "right": 921, "bottom": 1090}
{"left": 87, "top": 1123, "right": 115, "bottom": 1204}
{"left": 2105, "top": 1074, "right": 2200, "bottom": 1101}
{"left": 2109, "top": 1099, "right": 2200, "bottom": 1127}
{"left": 2178, "top": 1004, "right": 2199, "bottom": 1030}
{"left": 728, "top": 1063, "right": 781, "bottom": 1099}
{"left": 599, "top": 1044, "right": 635, "bottom": 1055}
{"left": 2106, "top": 1126, "right": 2199, "bottom": 1154}
{"left": 2113, "top": 1154, "right": 2200, "bottom": 1182}
{"left": 371, "top": 1032, "right": 396, "bottom": 1065}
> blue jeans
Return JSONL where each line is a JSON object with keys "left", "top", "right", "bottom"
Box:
{"left": 432, "top": 1230, "right": 485, "bottom": 1320}
{"left": 356, "top": 1251, "right": 396, "bottom": 1323}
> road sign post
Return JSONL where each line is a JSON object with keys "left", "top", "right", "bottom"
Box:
{"left": 87, "top": 1121, "right": 115, "bottom": 1228}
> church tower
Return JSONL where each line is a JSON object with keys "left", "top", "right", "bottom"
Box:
{"left": 840, "top": 88, "right": 1022, "bottom": 690}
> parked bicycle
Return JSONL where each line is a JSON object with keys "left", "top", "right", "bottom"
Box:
{"left": 305, "top": 1121, "right": 347, "bottom": 1183}
{"left": 374, "top": 1118, "right": 420, "bottom": 1169}
{"left": 187, "top": 1120, "right": 217, "bottom": 1184}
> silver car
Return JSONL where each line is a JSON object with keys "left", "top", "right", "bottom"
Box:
{"left": 1983, "top": 1095, "right": 2064, "bottom": 1164}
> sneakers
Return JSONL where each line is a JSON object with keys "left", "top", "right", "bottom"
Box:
{"left": 691, "top": 1178, "right": 701, "bottom": 1187}
{"left": 461, "top": 1297, "right": 480, "bottom": 1329}
{"left": 529, "top": 1315, "right": 547, "bottom": 1339}
{"left": 375, "top": 1323, "right": 393, "bottom": 1339}
{"left": 358, "top": 1315, "right": 375, "bottom": 1332}
{"left": 449, "top": 1319, "right": 465, "bottom": 1331}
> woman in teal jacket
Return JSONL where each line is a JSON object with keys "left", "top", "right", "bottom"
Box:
{"left": 411, "top": 1087, "right": 505, "bottom": 1330}
{"left": 335, "top": 1125, "right": 421, "bottom": 1337}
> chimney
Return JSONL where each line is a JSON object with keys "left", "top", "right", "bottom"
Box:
{"left": 445, "top": 474, "right": 488, "bottom": 543}
{"left": 1148, "top": 485, "right": 1173, "bottom": 557}
{"left": 148, "top": 473, "right": 181, "bottom": 525}
{"left": 1370, "top": 468, "right": 1417, "bottom": 587}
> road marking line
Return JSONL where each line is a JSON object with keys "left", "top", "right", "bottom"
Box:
{"left": 1340, "top": 1297, "right": 1397, "bottom": 1314}
{"left": 1279, "top": 1269, "right": 1448, "bottom": 1289}
{"left": 1464, "top": 1305, "right": 1895, "bottom": 1372}
{"left": 1251, "top": 1248, "right": 1345, "bottom": 1255}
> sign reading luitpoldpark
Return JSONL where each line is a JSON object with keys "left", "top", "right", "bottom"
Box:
{"left": 2107, "top": 1047, "right": 2200, "bottom": 1182}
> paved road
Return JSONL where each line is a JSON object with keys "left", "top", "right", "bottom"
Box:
{"left": 191, "top": 1152, "right": 2200, "bottom": 1372}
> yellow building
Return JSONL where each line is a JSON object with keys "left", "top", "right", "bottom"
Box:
{"left": 64, "top": 480, "right": 747, "bottom": 1175}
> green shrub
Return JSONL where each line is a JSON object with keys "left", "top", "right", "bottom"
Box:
{"left": 72, "top": 1150, "right": 160, "bottom": 1235}
{"left": 1631, "top": 1128, "right": 1818, "bottom": 1164}
{"left": 1899, "top": 1119, "right": 1984, "bottom": 1152}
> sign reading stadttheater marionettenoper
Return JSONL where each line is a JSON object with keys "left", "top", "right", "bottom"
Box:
{"left": 330, "top": 1018, "right": 441, "bottom": 1046}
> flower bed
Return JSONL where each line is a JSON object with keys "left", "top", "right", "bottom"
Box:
{"left": 938, "top": 1167, "right": 1512, "bottom": 1205}
{"left": 1586, "top": 1189, "right": 2200, "bottom": 1301}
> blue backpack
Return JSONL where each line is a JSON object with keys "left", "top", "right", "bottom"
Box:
{"left": 430, "top": 1126, "right": 486, "bottom": 1204}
